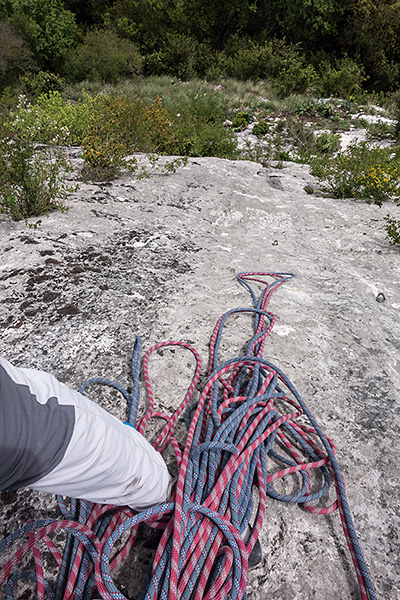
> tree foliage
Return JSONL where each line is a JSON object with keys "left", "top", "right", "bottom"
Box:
{"left": 3, "top": 0, "right": 77, "bottom": 70}
{"left": 0, "top": 20, "right": 34, "bottom": 87}
{"left": 1, "top": 0, "right": 400, "bottom": 93}
{"left": 65, "top": 29, "right": 142, "bottom": 83}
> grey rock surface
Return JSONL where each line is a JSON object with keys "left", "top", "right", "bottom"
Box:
{"left": 0, "top": 156, "right": 399, "bottom": 599}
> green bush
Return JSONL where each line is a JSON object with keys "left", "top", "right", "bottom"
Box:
{"left": 294, "top": 99, "right": 317, "bottom": 116}
{"left": 5, "top": 86, "right": 237, "bottom": 177}
{"left": 316, "top": 102, "right": 336, "bottom": 118}
{"left": 384, "top": 215, "right": 400, "bottom": 245}
{"left": 310, "top": 142, "right": 400, "bottom": 205}
{"left": 317, "top": 56, "right": 367, "bottom": 99}
{"left": 20, "top": 70, "right": 65, "bottom": 99}
{"left": 169, "top": 89, "right": 226, "bottom": 125}
{"left": 6, "top": 90, "right": 102, "bottom": 145}
{"left": 231, "top": 110, "right": 253, "bottom": 129}
{"left": 80, "top": 93, "right": 179, "bottom": 180}
{"left": 37, "top": 91, "right": 102, "bottom": 144}
{"left": 273, "top": 52, "right": 317, "bottom": 97}
{"left": 0, "top": 95, "right": 74, "bottom": 221}
{"left": 80, "top": 93, "right": 191, "bottom": 180}
{"left": 211, "top": 38, "right": 318, "bottom": 97}
{"left": 220, "top": 37, "right": 275, "bottom": 81}
{"left": 170, "top": 91, "right": 237, "bottom": 158}
{"left": 175, "top": 117, "right": 238, "bottom": 158}
{"left": 4, "top": 92, "right": 71, "bottom": 143}
{"left": 366, "top": 121, "right": 395, "bottom": 140}
{"left": 144, "top": 33, "right": 213, "bottom": 80}
{"left": 65, "top": 29, "right": 143, "bottom": 83}
{"left": 252, "top": 121, "right": 270, "bottom": 137}
{"left": 315, "top": 132, "right": 340, "bottom": 154}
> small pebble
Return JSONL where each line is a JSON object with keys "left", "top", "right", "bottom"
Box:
{"left": 376, "top": 293, "right": 385, "bottom": 303}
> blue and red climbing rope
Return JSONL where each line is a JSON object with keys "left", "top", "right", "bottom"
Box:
{"left": 0, "top": 271, "right": 377, "bottom": 599}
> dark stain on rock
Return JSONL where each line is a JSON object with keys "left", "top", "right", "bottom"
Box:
{"left": 26, "top": 273, "right": 51, "bottom": 286}
{"left": 19, "top": 236, "right": 40, "bottom": 245}
{"left": 19, "top": 300, "right": 32, "bottom": 311}
{"left": 268, "top": 176, "right": 284, "bottom": 190}
{"left": 69, "top": 264, "right": 85, "bottom": 274}
{"left": 42, "top": 291, "right": 61, "bottom": 303}
{"left": 57, "top": 304, "right": 81, "bottom": 315}
{"left": 0, "top": 268, "right": 24, "bottom": 281}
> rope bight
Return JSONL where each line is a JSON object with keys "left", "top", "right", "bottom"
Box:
{"left": 0, "top": 271, "right": 377, "bottom": 600}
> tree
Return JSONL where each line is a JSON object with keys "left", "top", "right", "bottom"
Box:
{"left": 257, "top": 0, "right": 354, "bottom": 50}
{"left": 63, "top": 0, "right": 116, "bottom": 27}
{"left": 0, "top": 20, "right": 34, "bottom": 88}
{"left": 106, "top": 0, "right": 174, "bottom": 51}
{"left": 343, "top": 0, "right": 400, "bottom": 91}
{"left": 8, "top": 0, "right": 77, "bottom": 70}
{"left": 65, "top": 29, "right": 142, "bottom": 82}
{"left": 174, "top": 0, "right": 259, "bottom": 48}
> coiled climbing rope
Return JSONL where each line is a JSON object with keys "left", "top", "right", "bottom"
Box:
{"left": 0, "top": 271, "right": 377, "bottom": 600}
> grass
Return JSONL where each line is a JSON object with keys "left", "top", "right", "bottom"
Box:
{"left": 65, "top": 77, "right": 281, "bottom": 119}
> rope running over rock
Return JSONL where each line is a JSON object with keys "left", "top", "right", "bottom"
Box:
{"left": 0, "top": 271, "right": 376, "bottom": 600}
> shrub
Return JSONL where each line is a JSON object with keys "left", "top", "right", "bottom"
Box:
{"left": 36, "top": 91, "right": 102, "bottom": 144}
{"left": 384, "top": 215, "right": 400, "bottom": 245}
{"left": 171, "top": 91, "right": 237, "bottom": 158}
{"left": 0, "top": 95, "right": 74, "bottom": 221}
{"left": 175, "top": 117, "right": 238, "bottom": 158}
{"left": 213, "top": 38, "right": 318, "bottom": 97}
{"left": 356, "top": 163, "right": 400, "bottom": 205}
{"left": 65, "top": 29, "right": 143, "bottom": 83}
{"left": 317, "top": 56, "right": 367, "bottom": 99}
{"left": 316, "top": 102, "right": 336, "bottom": 118}
{"left": 81, "top": 130, "right": 130, "bottom": 181}
{"left": 273, "top": 52, "right": 317, "bottom": 97}
{"left": 221, "top": 37, "right": 276, "bottom": 81}
{"left": 205, "top": 51, "right": 234, "bottom": 81}
{"left": 144, "top": 33, "right": 213, "bottom": 80}
{"left": 170, "top": 90, "right": 227, "bottom": 125}
{"left": 4, "top": 90, "right": 101, "bottom": 145}
{"left": 274, "top": 148, "right": 291, "bottom": 161}
{"left": 315, "top": 132, "right": 340, "bottom": 154}
{"left": 80, "top": 93, "right": 182, "bottom": 180}
{"left": 20, "top": 70, "right": 65, "bottom": 99}
{"left": 252, "top": 121, "right": 270, "bottom": 137}
{"left": 80, "top": 95, "right": 141, "bottom": 180}
{"left": 231, "top": 111, "right": 253, "bottom": 129}
{"left": 310, "top": 142, "right": 400, "bottom": 204}
{"left": 366, "top": 121, "right": 395, "bottom": 140}
{"left": 295, "top": 100, "right": 317, "bottom": 116}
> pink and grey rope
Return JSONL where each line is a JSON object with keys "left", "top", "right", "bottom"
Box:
{"left": 0, "top": 271, "right": 376, "bottom": 599}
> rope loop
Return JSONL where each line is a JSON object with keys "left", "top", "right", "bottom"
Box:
{"left": 0, "top": 271, "right": 376, "bottom": 600}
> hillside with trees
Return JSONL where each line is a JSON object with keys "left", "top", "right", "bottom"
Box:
{"left": 1, "top": 0, "right": 400, "bottom": 244}
{"left": 1, "top": 0, "right": 400, "bottom": 93}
